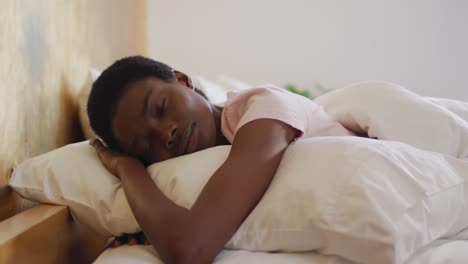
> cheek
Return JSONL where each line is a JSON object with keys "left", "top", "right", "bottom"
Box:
{"left": 149, "top": 146, "right": 172, "bottom": 163}
{"left": 112, "top": 124, "right": 131, "bottom": 151}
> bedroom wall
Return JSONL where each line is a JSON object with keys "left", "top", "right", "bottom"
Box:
{"left": 0, "top": 0, "right": 147, "bottom": 213}
{"left": 147, "top": 0, "right": 468, "bottom": 101}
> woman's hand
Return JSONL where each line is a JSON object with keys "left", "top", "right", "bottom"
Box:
{"left": 109, "top": 232, "right": 151, "bottom": 248}
{"left": 90, "top": 139, "right": 143, "bottom": 178}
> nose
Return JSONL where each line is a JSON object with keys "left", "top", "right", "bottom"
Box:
{"left": 164, "top": 122, "right": 178, "bottom": 149}
{"left": 149, "top": 120, "right": 178, "bottom": 151}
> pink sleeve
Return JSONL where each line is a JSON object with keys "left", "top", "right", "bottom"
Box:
{"left": 221, "top": 87, "right": 306, "bottom": 143}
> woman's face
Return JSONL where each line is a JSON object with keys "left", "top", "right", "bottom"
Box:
{"left": 111, "top": 72, "right": 218, "bottom": 164}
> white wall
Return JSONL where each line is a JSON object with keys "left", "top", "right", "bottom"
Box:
{"left": 148, "top": 0, "right": 468, "bottom": 100}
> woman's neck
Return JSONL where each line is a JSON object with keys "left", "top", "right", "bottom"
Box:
{"left": 211, "top": 104, "right": 230, "bottom": 146}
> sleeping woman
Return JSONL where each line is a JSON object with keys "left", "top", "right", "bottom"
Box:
{"left": 87, "top": 56, "right": 356, "bottom": 264}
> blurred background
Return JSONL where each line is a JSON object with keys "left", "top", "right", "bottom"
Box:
{"left": 148, "top": 0, "right": 468, "bottom": 100}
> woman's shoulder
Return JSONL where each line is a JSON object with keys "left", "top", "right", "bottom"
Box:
{"left": 224, "top": 84, "right": 299, "bottom": 107}
{"left": 221, "top": 84, "right": 310, "bottom": 143}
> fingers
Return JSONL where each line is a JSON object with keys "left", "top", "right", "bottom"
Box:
{"left": 111, "top": 238, "right": 122, "bottom": 247}
{"left": 110, "top": 233, "right": 150, "bottom": 248}
{"left": 109, "top": 236, "right": 124, "bottom": 248}
{"left": 128, "top": 237, "right": 138, "bottom": 245}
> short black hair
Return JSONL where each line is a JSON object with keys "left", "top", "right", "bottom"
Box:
{"left": 87, "top": 55, "right": 207, "bottom": 150}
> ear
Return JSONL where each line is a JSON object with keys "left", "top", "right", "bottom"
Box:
{"left": 173, "top": 70, "right": 193, "bottom": 90}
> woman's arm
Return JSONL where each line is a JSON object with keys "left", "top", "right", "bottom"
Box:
{"left": 94, "top": 119, "right": 296, "bottom": 264}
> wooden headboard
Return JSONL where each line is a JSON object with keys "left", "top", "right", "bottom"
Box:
{"left": 0, "top": 0, "right": 147, "bottom": 262}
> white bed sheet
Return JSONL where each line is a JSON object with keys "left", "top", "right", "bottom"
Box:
{"left": 93, "top": 245, "right": 355, "bottom": 264}
{"left": 408, "top": 239, "right": 468, "bottom": 264}
{"left": 406, "top": 227, "right": 468, "bottom": 264}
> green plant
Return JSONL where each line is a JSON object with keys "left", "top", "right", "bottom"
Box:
{"left": 285, "top": 84, "right": 311, "bottom": 99}
{"left": 285, "top": 83, "right": 329, "bottom": 100}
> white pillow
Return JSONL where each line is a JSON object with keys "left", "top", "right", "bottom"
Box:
{"left": 10, "top": 138, "right": 468, "bottom": 264}
{"left": 314, "top": 80, "right": 468, "bottom": 159}
{"left": 192, "top": 75, "right": 252, "bottom": 104}
{"left": 191, "top": 76, "right": 229, "bottom": 104}
{"left": 214, "top": 74, "right": 252, "bottom": 92}
{"left": 10, "top": 141, "right": 137, "bottom": 235}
